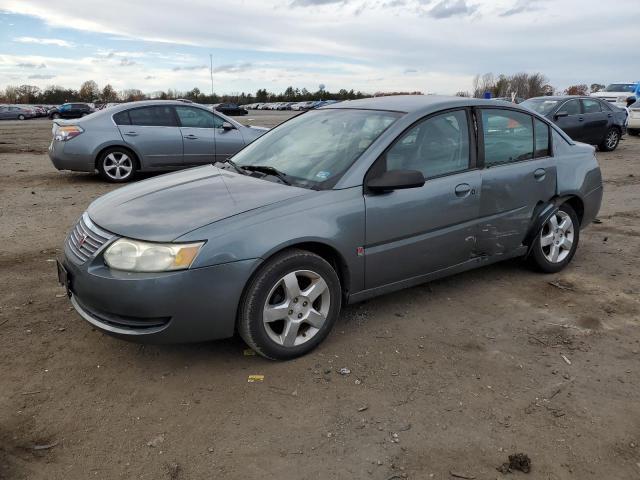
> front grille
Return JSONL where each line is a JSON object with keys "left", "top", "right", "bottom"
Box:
{"left": 66, "top": 213, "right": 114, "bottom": 263}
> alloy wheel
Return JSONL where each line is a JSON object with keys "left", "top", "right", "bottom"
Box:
{"left": 262, "top": 270, "right": 330, "bottom": 347}
{"left": 605, "top": 129, "right": 619, "bottom": 150}
{"left": 540, "top": 210, "right": 574, "bottom": 263}
{"left": 103, "top": 152, "right": 133, "bottom": 180}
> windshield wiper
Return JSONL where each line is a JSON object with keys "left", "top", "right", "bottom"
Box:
{"left": 218, "top": 159, "right": 247, "bottom": 175}
{"left": 241, "top": 165, "right": 292, "bottom": 186}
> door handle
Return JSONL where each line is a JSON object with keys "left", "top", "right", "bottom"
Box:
{"left": 454, "top": 183, "right": 472, "bottom": 197}
{"left": 123, "top": 131, "right": 138, "bottom": 136}
{"left": 184, "top": 134, "right": 198, "bottom": 140}
{"left": 578, "top": 117, "right": 584, "bottom": 122}
{"left": 534, "top": 168, "right": 546, "bottom": 180}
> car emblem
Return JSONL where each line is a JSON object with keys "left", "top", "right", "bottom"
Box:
{"left": 78, "top": 233, "right": 88, "bottom": 248}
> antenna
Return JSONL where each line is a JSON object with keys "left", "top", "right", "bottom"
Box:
{"left": 209, "top": 54, "right": 214, "bottom": 98}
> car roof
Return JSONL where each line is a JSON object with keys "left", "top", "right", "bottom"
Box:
{"left": 322, "top": 95, "right": 519, "bottom": 113}
{"left": 526, "top": 95, "right": 596, "bottom": 101}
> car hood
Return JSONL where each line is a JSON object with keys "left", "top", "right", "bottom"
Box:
{"left": 87, "top": 165, "right": 310, "bottom": 241}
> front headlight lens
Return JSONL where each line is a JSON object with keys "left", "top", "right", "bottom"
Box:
{"left": 103, "top": 238, "right": 204, "bottom": 272}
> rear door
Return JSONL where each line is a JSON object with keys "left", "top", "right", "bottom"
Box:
{"left": 364, "top": 109, "right": 481, "bottom": 288}
{"left": 213, "top": 114, "right": 245, "bottom": 162}
{"left": 580, "top": 98, "right": 609, "bottom": 145}
{"left": 174, "top": 106, "right": 216, "bottom": 165}
{"left": 114, "top": 106, "right": 183, "bottom": 168}
{"left": 552, "top": 99, "right": 584, "bottom": 142}
{"left": 477, "top": 108, "right": 557, "bottom": 255}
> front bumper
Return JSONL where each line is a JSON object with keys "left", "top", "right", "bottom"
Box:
{"left": 62, "top": 248, "right": 260, "bottom": 343}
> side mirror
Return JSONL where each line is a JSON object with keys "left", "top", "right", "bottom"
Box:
{"left": 554, "top": 110, "right": 569, "bottom": 118}
{"left": 367, "top": 169, "right": 425, "bottom": 193}
{"left": 221, "top": 121, "right": 234, "bottom": 130}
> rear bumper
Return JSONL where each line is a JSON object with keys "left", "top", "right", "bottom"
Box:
{"left": 48, "top": 141, "right": 94, "bottom": 172}
{"left": 582, "top": 185, "right": 603, "bottom": 226}
{"left": 62, "top": 248, "right": 259, "bottom": 343}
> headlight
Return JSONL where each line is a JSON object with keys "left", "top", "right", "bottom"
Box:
{"left": 103, "top": 238, "right": 204, "bottom": 272}
{"left": 54, "top": 125, "right": 84, "bottom": 142}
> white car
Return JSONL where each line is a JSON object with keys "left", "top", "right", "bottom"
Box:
{"left": 627, "top": 101, "right": 640, "bottom": 136}
{"left": 591, "top": 82, "right": 640, "bottom": 108}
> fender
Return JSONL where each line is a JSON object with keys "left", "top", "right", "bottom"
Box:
{"left": 523, "top": 197, "right": 570, "bottom": 257}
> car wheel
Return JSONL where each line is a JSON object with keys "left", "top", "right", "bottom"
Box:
{"left": 599, "top": 127, "right": 620, "bottom": 151}
{"left": 529, "top": 204, "right": 580, "bottom": 273}
{"left": 18, "top": 114, "right": 25, "bottom": 120}
{"left": 81, "top": 113, "right": 88, "bottom": 117}
{"left": 52, "top": 113, "right": 60, "bottom": 119}
{"left": 238, "top": 249, "right": 342, "bottom": 360}
{"left": 97, "top": 147, "right": 137, "bottom": 183}
{"left": 628, "top": 128, "right": 639, "bottom": 136}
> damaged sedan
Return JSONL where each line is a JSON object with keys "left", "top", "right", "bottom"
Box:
{"left": 58, "top": 96, "right": 603, "bottom": 359}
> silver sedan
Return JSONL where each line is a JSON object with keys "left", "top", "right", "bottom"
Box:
{"left": 48, "top": 100, "right": 268, "bottom": 182}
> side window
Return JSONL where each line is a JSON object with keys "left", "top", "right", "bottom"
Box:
{"left": 599, "top": 101, "right": 612, "bottom": 112}
{"left": 385, "top": 110, "right": 470, "bottom": 178}
{"left": 481, "top": 109, "right": 534, "bottom": 166}
{"left": 128, "top": 106, "right": 177, "bottom": 127}
{"left": 212, "top": 114, "right": 225, "bottom": 128}
{"left": 534, "top": 118, "right": 550, "bottom": 158}
{"left": 175, "top": 107, "right": 214, "bottom": 128}
{"left": 113, "top": 111, "right": 131, "bottom": 125}
{"left": 561, "top": 99, "right": 581, "bottom": 115}
{"left": 582, "top": 99, "right": 602, "bottom": 113}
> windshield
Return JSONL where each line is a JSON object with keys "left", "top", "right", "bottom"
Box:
{"left": 604, "top": 83, "right": 637, "bottom": 92}
{"left": 232, "top": 109, "right": 401, "bottom": 189}
{"left": 521, "top": 98, "right": 560, "bottom": 115}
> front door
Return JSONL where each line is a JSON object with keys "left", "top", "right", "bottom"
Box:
{"left": 364, "top": 109, "right": 480, "bottom": 289}
{"left": 116, "top": 105, "right": 183, "bottom": 168}
{"left": 477, "top": 108, "right": 557, "bottom": 255}
{"left": 174, "top": 106, "right": 216, "bottom": 165}
{"left": 552, "top": 98, "right": 584, "bottom": 142}
{"left": 213, "top": 114, "right": 245, "bottom": 162}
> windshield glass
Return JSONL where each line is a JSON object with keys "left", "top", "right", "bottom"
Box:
{"left": 232, "top": 109, "right": 401, "bottom": 189}
{"left": 604, "top": 83, "right": 637, "bottom": 92}
{"left": 521, "top": 98, "right": 560, "bottom": 115}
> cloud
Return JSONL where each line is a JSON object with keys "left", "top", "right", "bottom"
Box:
{"left": 404, "top": 68, "right": 418, "bottom": 73}
{"left": 213, "top": 62, "right": 253, "bottom": 73}
{"left": 144, "top": 75, "right": 155, "bottom": 80}
{"left": 14, "top": 36, "right": 74, "bottom": 47}
{"left": 428, "top": 0, "right": 477, "bottom": 18}
{"left": 17, "top": 62, "right": 47, "bottom": 68}
{"left": 500, "top": 0, "right": 545, "bottom": 16}
{"left": 27, "top": 73, "right": 55, "bottom": 79}
{"left": 172, "top": 64, "right": 207, "bottom": 71}
{"left": 290, "top": 0, "right": 345, "bottom": 6}
{"left": 119, "top": 57, "right": 136, "bottom": 66}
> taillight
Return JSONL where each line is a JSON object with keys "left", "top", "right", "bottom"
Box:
{"left": 54, "top": 125, "right": 84, "bottom": 142}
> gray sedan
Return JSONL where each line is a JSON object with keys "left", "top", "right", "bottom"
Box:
{"left": 58, "top": 96, "right": 603, "bottom": 360}
{"left": 0, "top": 105, "right": 34, "bottom": 120}
{"left": 48, "top": 100, "right": 267, "bottom": 182}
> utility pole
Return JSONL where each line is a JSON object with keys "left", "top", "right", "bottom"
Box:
{"left": 209, "top": 54, "right": 214, "bottom": 99}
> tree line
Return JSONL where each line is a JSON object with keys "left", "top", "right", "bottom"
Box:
{"left": 0, "top": 75, "right": 611, "bottom": 105}
{"left": 0, "top": 81, "right": 371, "bottom": 105}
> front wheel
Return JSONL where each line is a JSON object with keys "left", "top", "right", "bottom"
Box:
{"left": 97, "top": 148, "right": 137, "bottom": 183}
{"left": 628, "top": 128, "right": 639, "bottom": 136}
{"left": 529, "top": 204, "right": 580, "bottom": 273}
{"left": 599, "top": 127, "right": 620, "bottom": 151}
{"left": 18, "top": 114, "right": 25, "bottom": 120}
{"left": 238, "top": 249, "right": 342, "bottom": 360}
{"left": 51, "top": 112, "right": 60, "bottom": 119}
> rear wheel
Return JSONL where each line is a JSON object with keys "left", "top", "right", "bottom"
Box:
{"left": 529, "top": 204, "right": 580, "bottom": 273}
{"left": 51, "top": 112, "right": 60, "bottom": 119}
{"left": 599, "top": 127, "right": 620, "bottom": 151}
{"left": 238, "top": 249, "right": 341, "bottom": 360}
{"left": 628, "top": 128, "right": 639, "bottom": 136}
{"left": 97, "top": 147, "right": 137, "bottom": 183}
{"left": 18, "top": 114, "right": 25, "bottom": 121}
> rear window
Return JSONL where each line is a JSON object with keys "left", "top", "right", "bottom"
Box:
{"left": 128, "top": 106, "right": 177, "bottom": 127}
{"left": 534, "top": 118, "right": 550, "bottom": 158}
{"left": 582, "top": 99, "right": 602, "bottom": 113}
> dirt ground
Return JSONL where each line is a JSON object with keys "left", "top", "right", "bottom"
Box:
{"left": 1, "top": 112, "right": 639, "bottom": 480}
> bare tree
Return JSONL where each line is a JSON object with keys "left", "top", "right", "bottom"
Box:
{"left": 79, "top": 80, "right": 100, "bottom": 102}
{"left": 590, "top": 83, "right": 605, "bottom": 93}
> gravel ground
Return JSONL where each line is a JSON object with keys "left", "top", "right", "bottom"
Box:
{"left": 0, "top": 112, "right": 639, "bottom": 480}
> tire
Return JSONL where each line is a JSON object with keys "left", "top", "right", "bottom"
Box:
{"left": 628, "top": 128, "right": 639, "bottom": 136}
{"left": 81, "top": 113, "right": 88, "bottom": 117}
{"left": 18, "top": 114, "right": 25, "bottom": 121}
{"left": 51, "top": 113, "right": 60, "bottom": 119}
{"left": 599, "top": 127, "right": 620, "bottom": 151}
{"left": 238, "top": 249, "right": 342, "bottom": 360}
{"left": 529, "top": 203, "right": 580, "bottom": 273}
{"left": 97, "top": 147, "right": 137, "bottom": 183}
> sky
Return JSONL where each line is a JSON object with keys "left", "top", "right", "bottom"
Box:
{"left": 0, "top": 0, "right": 638, "bottom": 96}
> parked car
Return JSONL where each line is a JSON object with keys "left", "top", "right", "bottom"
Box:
{"left": 0, "top": 105, "right": 35, "bottom": 120}
{"left": 590, "top": 82, "right": 640, "bottom": 108}
{"left": 57, "top": 95, "right": 602, "bottom": 360}
{"left": 212, "top": 103, "right": 248, "bottom": 116}
{"left": 49, "top": 103, "right": 94, "bottom": 119}
{"left": 521, "top": 96, "right": 626, "bottom": 151}
{"left": 628, "top": 100, "right": 640, "bottom": 136}
{"left": 48, "top": 100, "right": 268, "bottom": 182}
